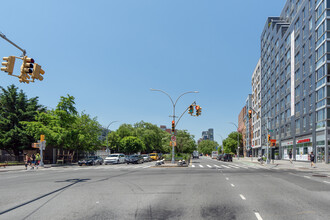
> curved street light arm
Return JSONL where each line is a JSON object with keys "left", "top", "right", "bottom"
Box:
{"left": 150, "top": 88, "right": 175, "bottom": 107}
{"left": 174, "top": 91, "right": 199, "bottom": 107}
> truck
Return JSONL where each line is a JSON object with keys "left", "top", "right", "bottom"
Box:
{"left": 193, "top": 151, "right": 199, "bottom": 159}
{"left": 211, "top": 151, "right": 218, "bottom": 159}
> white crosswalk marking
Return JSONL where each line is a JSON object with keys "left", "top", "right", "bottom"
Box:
{"left": 192, "top": 165, "right": 195, "bottom": 168}
{"left": 221, "top": 165, "right": 230, "bottom": 168}
{"left": 227, "top": 165, "right": 239, "bottom": 169}
{"left": 214, "top": 165, "right": 220, "bottom": 168}
{"left": 207, "top": 165, "right": 212, "bottom": 168}
{"left": 199, "top": 165, "right": 204, "bottom": 168}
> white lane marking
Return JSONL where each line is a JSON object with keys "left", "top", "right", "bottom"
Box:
{"left": 239, "top": 194, "right": 246, "bottom": 200}
{"left": 255, "top": 212, "right": 263, "bottom": 220}
{"left": 192, "top": 165, "right": 195, "bottom": 168}
{"left": 207, "top": 165, "right": 212, "bottom": 168}
{"left": 230, "top": 184, "right": 235, "bottom": 187}
{"left": 142, "top": 166, "right": 151, "bottom": 169}
{"left": 227, "top": 165, "right": 239, "bottom": 169}
{"left": 303, "top": 176, "right": 311, "bottom": 179}
{"left": 199, "top": 165, "right": 204, "bottom": 168}
{"left": 324, "top": 181, "right": 330, "bottom": 184}
{"left": 225, "top": 177, "right": 229, "bottom": 180}
{"left": 221, "top": 165, "right": 230, "bottom": 168}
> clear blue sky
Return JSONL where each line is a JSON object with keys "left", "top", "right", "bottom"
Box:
{"left": 0, "top": 0, "right": 286, "bottom": 143}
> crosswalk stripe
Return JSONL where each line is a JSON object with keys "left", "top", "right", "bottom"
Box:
{"left": 227, "top": 165, "right": 239, "bottom": 169}
{"left": 199, "top": 165, "right": 204, "bottom": 168}
{"left": 221, "top": 165, "right": 230, "bottom": 168}
{"left": 207, "top": 165, "right": 212, "bottom": 168}
{"left": 192, "top": 165, "right": 195, "bottom": 168}
{"left": 214, "top": 165, "right": 220, "bottom": 168}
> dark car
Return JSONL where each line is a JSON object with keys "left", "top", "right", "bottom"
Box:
{"left": 78, "top": 156, "right": 103, "bottom": 166}
{"left": 221, "top": 153, "right": 233, "bottom": 162}
{"left": 126, "top": 155, "right": 144, "bottom": 164}
{"left": 217, "top": 154, "right": 223, "bottom": 160}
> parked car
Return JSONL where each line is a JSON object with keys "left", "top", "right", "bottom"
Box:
{"left": 126, "top": 155, "right": 144, "bottom": 164}
{"left": 141, "top": 154, "right": 151, "bottom": 162}
{"left": 149, "top": 153, "right": 159, "bottom": 161}
{"left": 104, "top": 154, "right": 126, "bottom": 164}
{"left": 221, "top": 153, "right": 233, "bottom": 162}
{"left": 78, "top": 156, "right": 103, "bottom": 166}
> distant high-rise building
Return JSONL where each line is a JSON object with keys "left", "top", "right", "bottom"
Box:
{"left": 201, "top": 129, "right": 214, "bottom": 141}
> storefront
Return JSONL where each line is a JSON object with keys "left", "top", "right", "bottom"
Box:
{"left": 281, "top": 140, "right": 293, "bottom": 160}
{"left": 316, "top": 132, "right": 325, "bottom": 163}
{"left": 295, "top": 136, "right": 313, "bottom": 161}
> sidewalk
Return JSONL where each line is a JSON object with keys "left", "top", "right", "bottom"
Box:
{"left": 0, "top": 164, "right": 63, "bottom": 173}
{"left": 234, "top": 157, "right": 330, "bottom": 172}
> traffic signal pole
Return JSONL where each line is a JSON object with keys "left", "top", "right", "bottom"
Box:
{"left": 0, "top": 32, "right": 26, "bottom": 56}
{"left": 151, "top": 89, "right": 199, "bottom": 164}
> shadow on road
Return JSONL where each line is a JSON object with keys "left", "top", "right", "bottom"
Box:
{"left": 0, "top": 178, "right": 90, "bottom": 216}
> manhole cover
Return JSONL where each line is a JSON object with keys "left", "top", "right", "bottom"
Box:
{"left": 312, "top": 175, "right": 327, "bottom": 177}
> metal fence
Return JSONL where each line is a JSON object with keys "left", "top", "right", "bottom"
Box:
{"left": 0, "top": 155, "right": 24, "bottom": 163}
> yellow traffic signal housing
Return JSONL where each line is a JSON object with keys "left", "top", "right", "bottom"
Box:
{"left": 32, "top": 63, "right": 45, "bottom": 81}
{"left": 267, "top": 134, "right": 271, "bottom": 142}
{"left": 248, "top": 110, "right": 252, "bottom": 119}
{"left": 188, "top": 105, "right": 194, "bottom": 115}
{"left": 19, "top": 56, "right": 34, "bottom": 83}
{"left": 1, "top": 56, "right": 16, "bottom": 75}
{"left": 171, "top": 120, "right": 175, "bottom": 133}
{"left": 196, "top": 105, "right": 202, "bottom": 116}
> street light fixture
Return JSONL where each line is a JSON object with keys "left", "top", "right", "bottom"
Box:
{"left": 105, "top": 121, "right": 119, "bottom": 154}
{"left": 229, "top": 122, "right": 240, "bottom": 160}
{"left": 151, "top": 88, "right": 199, "bottom": 164}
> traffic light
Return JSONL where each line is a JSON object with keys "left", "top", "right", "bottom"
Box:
{"left": 248, "top": 110, "right": 252, "bottom": 119}
{"left": 267, "top": 134, "right": 271, "bottom": 142}
{"left": 19, "top": 56, "right": 34, "bottom": 83}
{"left": 188, "top": 105, "right": 194, "bottom": 115}
{"left": 1, "top": 56, "right": 16, "bottom": 75}
{"left": 196, "top": 105, "right": 202, "bottom": 116}
{"left": 171, "top": 120, "right": 175, "bottom": 133}
{"left": 32, "top": 63, "right": 45, "bottom": 81}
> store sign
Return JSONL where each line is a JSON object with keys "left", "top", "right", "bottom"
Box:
{"left": 281, "top": 140, "right": 293, "bottom": 146}
{"left": 297, "top": 139, "right": 310, "bottom": 144}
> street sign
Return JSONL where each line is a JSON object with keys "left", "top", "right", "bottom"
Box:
{"left": 268, "top": 130, "right": 274, "bottom": 132}
{"left": 171, "top": 136, "right": 176, "bottom": 141}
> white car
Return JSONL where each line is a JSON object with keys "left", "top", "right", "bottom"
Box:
{"left": 104, "top": 154, "right": 126, "bottom": 164}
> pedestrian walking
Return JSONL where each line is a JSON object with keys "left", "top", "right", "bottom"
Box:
{"left": 24, "top": 153, "right": 29, "bottom": 170}
{"left": 35, "top": 153, "right": 41, "bottom": 168}
{"left": 289, "top": 150, "right": 293, "bottom": 164}
{"left": 31, "top": 153, "right": 36, "bottom": 169}
{"left": 310, "top": 151, "right": 315, "bottom": 168}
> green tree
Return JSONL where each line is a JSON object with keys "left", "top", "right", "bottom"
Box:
{"left": 0, "top": 85, "right": 45, "bottom": 156}
{"left": 176, "top": 130, "right": 196, "bottom": 154}
{"left": 223, "top": 132, "right": 242, "bottom": 154}
{"left": 120, "top": 136, "right": 145, "bottom": 154}
{"left": 198, "top": 140, "right": 218, "bottom": 155}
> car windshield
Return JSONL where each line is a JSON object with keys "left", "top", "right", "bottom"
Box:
{"left": 108, "top": 155, "right": 119, "bottom": 157}
{"left": 128, "top": 155, "right": 138, "bottom": 158}
{"left": 142, "top": 154, "right": 148, "bottom": 157}
{"left": 149, "top": 154, "right": 156, "bottom": 156}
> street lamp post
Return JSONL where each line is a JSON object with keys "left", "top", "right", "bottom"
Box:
{"left": 106, "top": 121, "right": 118, "bottom": 154}
{"left": 151, "top": 89, "right": 199, "bottom": 164}
{"left": 217, "top": 134, "right": 224, "bottom": 154}
{"left": 229, "top": 122, "right": 240, "bottom": 160}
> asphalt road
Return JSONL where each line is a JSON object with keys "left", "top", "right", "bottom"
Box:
{"left": 0, "top": 157, "right": 330, "bottom": 220}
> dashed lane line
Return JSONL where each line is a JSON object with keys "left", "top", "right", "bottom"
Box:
{"left": 230, "top": 183, "right": 235, "bottom": 187}
{"left": 255, "top": 212, "right": 263, "bottom": 220}
{"left": 225, "top": 177, "right": 229, "bottom": 180}
{"left": 324, "top": 181, "right": 330, "bottom": 184}
{"left": 303, "top": 176, "right": 311, "bottom": 179}
{"left": 239, "top": 194, "right": 246, "bottom": 200}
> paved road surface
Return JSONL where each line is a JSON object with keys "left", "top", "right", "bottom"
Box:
{"left": 0, "top": 157, "right": 329, "bottom": 220}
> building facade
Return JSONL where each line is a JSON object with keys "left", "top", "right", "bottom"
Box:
{"left": 252, "top": 59, "right": 262, "bottom": 156}
{"left": 201, "top": 129, "right": 214, "bottom": 141}
{"left": 260, "top": 0, "right": 329, "bottom": 163}
{"left": 238, "top": 106, "right": 246, "bottom": 156}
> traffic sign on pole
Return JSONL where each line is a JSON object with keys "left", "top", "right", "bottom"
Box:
{"left": 171, "top": 136, "right": 176, "bottom": 141}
